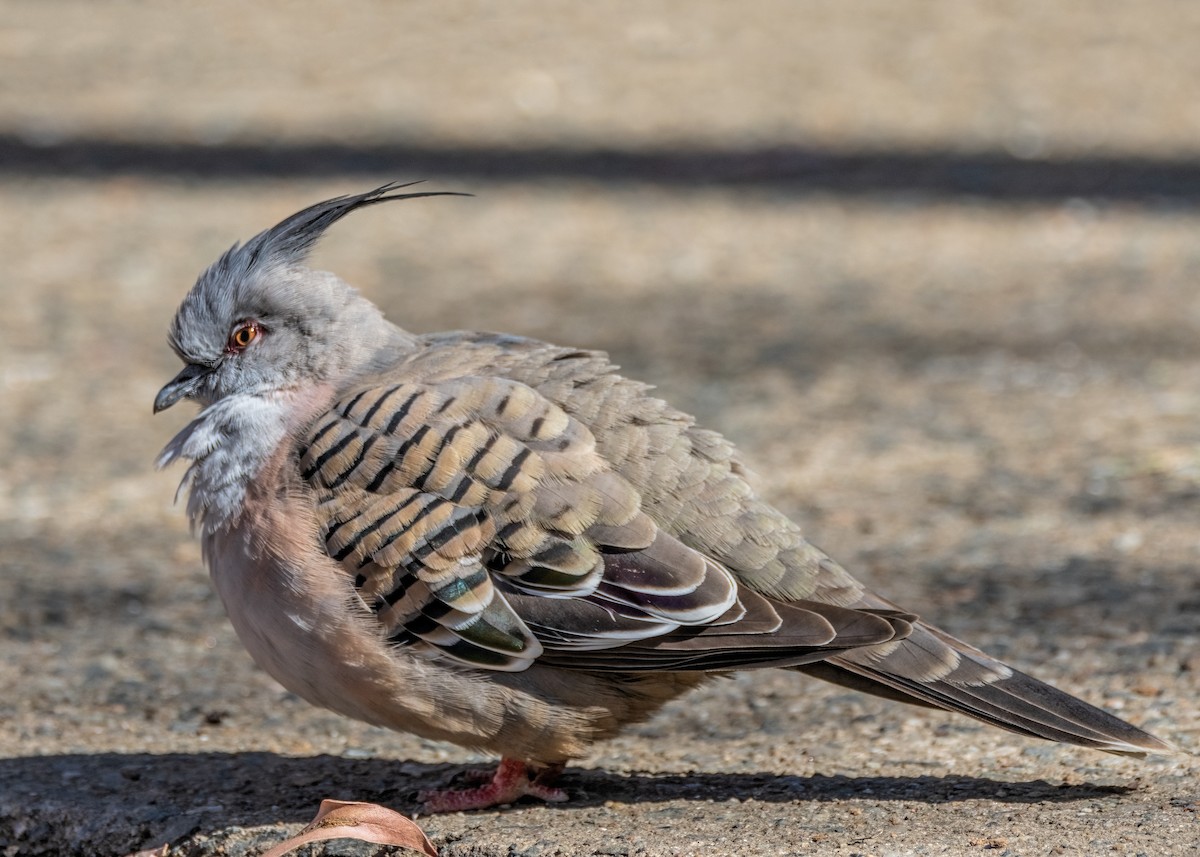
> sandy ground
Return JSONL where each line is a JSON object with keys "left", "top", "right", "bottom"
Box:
{"left": 1, "top": 2, "right": 1198, "bottom": 855}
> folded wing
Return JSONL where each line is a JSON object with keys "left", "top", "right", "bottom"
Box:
{"left": 299, "top": 373, "right": 910, "bottom": 673}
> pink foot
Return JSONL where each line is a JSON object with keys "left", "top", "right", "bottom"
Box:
{"left": 419, "top": 758, "right": 568, "bottom": 812}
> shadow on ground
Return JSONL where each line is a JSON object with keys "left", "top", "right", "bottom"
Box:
{"left": 0, "top": 751, "right": 1138, "bottom": 856}
{"left": 6, "top": 135, "right": 1200, "bottom": 205}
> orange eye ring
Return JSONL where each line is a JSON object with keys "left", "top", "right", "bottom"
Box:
{"left": 227, "top": 321, "right": 260, "bottom": 352}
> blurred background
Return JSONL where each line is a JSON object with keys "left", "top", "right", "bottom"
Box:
{"left": 1, "top": 2, "right": 1198, "bottom": 854}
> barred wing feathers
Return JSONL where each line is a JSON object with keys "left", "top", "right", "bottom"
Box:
{"left": 299, "top": 368, "right": 908, "bottom": 673}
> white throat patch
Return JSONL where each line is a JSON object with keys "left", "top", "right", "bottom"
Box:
{"left": 157, "top": 393, "right": 292, "bottom": 534}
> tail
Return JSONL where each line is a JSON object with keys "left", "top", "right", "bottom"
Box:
{"left": 794, "top": 600, "right": 1173, "bottom": 756}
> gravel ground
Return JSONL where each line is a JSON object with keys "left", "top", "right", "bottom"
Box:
{"left": 1, "top": 3, "right": 1198, "bottom": 855}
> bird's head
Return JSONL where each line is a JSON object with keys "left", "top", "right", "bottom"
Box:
{"left": 154, "top": 182, "right": 467, "bottom": 414}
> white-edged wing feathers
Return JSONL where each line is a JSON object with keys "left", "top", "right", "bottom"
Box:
{"left": 299, "top": 371, "right": 907, "bottom": 673}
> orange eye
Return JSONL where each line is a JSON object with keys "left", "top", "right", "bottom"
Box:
{"left": 228, "top": 322, "right": 259, "bottom": 352}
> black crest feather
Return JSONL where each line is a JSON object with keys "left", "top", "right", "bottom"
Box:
{"left": 241, "top": 181, "right": 471, "bottom": 269}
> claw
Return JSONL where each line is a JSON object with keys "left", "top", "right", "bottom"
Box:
{"left": 419, "top": 758, "right": 567, "bottom": 812}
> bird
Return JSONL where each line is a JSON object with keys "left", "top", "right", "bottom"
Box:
{"left": 154, "top": 182, "right": 1171, "bottom": 812}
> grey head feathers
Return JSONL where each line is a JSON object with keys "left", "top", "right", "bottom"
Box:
{"left": 160, "top": 182, "right": 468, "bottom": 408}
{"left": 173, "top": 180, "right": 465, "bottom": 352}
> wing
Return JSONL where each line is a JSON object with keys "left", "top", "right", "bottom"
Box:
{"left": 298, "top": 371, "right": 909, "bottom": 673}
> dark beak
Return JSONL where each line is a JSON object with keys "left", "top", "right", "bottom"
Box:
{"left": 154, "top": 363, "right": 211, "bottom": 413}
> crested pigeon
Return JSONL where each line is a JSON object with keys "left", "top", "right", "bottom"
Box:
{"left": 155, "top": 183, "right": 1171, "bottom": 812}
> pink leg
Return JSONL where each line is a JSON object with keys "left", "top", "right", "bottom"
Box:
{"left": 419, "top": 758, "right": 568, "bottom": 812}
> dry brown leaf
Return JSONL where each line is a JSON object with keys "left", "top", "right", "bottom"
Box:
{"left": 123, "top": 847, "right": 169, "bottom": 857}
{"left": 259, "top": 799, "right": 438, "bottom": 857}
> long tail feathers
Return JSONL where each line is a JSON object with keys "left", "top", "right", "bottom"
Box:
{"left": 795, "top": 619, "right": 1173, "bottom": 756}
